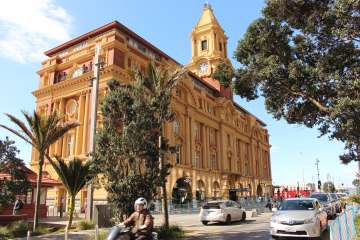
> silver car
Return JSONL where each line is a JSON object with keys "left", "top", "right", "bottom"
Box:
{"left": 309, "top": 192, "right": 337, "bottom": 219}
{"left": 270, "top": 198, "right": 328, "bottom": 238}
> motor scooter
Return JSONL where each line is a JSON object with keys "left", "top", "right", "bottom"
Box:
{"left": 106, "top": 226, "right": 158, "bottom": 240}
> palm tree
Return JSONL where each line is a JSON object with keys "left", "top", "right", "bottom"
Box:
{"left": 51, "top": 157, "right": 92, "bottom": 229}
{"left": 0, "top": 111, "right": 79, "bottom": 231}
{"left": 135, "top": 63, "right": 187, "bottom": 228}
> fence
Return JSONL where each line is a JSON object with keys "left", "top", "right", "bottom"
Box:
{"left": 329, "top": 204, "right": 359, "bottom": 240}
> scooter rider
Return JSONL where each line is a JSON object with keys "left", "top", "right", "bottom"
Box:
{"left": 119, "top": 197, "right": 154, "bottom": 240}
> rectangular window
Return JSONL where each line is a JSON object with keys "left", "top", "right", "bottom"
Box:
{"left": 194, "top": 122, "right": 201, "bottom": 141}
{"left": 219, "top": 42, "right": 222, "bottom": 51}
{"left": 176, "top": 145, "right": 182, "bottom": 164}
{"left": 227, "top": 134, "right": 231, "bottom": 146}
{"left": 66, "top": 134, "right": 73, "bottom": 157}
{"left": 201, "top": 40, "right": 208, "bottom": 51}
{"left": 195, "top": 150, "right": 201, "bottom": 168}
{"left": 210, "top": 153, "right": 217, "bottom": 170}
{"left": 209, "top": 128, "right": 216, "bottom": 146}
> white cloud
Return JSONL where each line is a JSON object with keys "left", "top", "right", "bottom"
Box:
{"left": 0, "top": 0, "right": 72, "bottom": 63}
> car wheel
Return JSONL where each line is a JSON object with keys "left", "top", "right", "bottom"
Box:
{"left": 201, "top": 221, "right": 208, "bottom": 225}
{"left": 241, "top": 212, "right": 246, "bottom": 221}
{"left": 226, "top": 215, "right": 231, "bottom": 225}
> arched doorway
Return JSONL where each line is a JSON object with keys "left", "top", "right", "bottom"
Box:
{"left": 248, "top": 184, "right": 252, "bottom": 197}
{"left": 212, "top": 181, "right": 221, "bottom": 200}
{"left": 196, "top": 180, "right": 206, "bottom": 202}
{"left": 228, "top": 181, "right": 237, "bottom": 201}
{"left": 257, "top": 184, "right": 263, "bottom": 197}
{"left": 172, "top": 177, "right": 192, "bottom": 204}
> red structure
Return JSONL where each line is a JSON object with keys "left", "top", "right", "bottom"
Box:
{"left": 273, "top": 185, "right": 313, "bottom": 200}
{"left": 0, "top": 166, "right": 60, "bottom": 219}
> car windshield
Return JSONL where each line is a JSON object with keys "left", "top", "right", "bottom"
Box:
{"left": 279, "top": 200, "right": 314, "bottom": 211}
{"left": 310, "top": 194, "right": 328, "bottom": 202}
{"left": 203, "top": 202, "right": 221, "bottom": 209}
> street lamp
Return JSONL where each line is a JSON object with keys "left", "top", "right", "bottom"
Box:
{"left": 86, "top": 44, "right": 104, "bottom": 221}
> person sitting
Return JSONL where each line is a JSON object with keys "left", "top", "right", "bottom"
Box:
{"left": 120, "top": 197, "right": 154, "bottom": 240}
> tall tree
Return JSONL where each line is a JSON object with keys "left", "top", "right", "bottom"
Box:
{"left": 0, "top": 111, "right": 78, "bottom": 231}
{"left": 234, "top": 0, "right": 360, "bottom": 163}
{"left": 0, "top": 137, "right": 30, "bottom": 210}
{"left": 323, "top": 181, "right": 336, "bottom": 193}
{"left": 212, "top": 61, "right": 234, "bottom": 88}
{"left": 51, "top": 157, "right": 93, "bottom": 229}
{"left": 94, "top": 63, "right": 186, "bottom": 227}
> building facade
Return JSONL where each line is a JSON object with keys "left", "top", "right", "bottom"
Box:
{"left": 31, "top": 4, "right": 272, "bottom": 211}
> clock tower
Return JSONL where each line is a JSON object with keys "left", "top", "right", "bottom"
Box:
{"left": 188, "top": 3, "right": 232, "bottom": 77}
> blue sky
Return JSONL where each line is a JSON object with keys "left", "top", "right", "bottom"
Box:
{"left": 0, "top": 0, "right": 356, "bottom": 188}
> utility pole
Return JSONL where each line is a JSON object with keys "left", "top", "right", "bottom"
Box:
{"left": 315, "top": 158, "right": 321, "bottom": 191}
{"left": 86, "top": 44, "right": 102, "bottom": 221}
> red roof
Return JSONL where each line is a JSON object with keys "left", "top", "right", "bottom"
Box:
{"left": 0, "top": 166, "right": 61, "bottom": 187}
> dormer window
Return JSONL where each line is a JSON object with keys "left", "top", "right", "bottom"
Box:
{"left": 201, "top": 40, "right": 208, "bottom": 51}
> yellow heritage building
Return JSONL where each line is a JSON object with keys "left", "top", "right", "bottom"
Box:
{"left": 31, "top": 4, "right": 272, "bottom": 212}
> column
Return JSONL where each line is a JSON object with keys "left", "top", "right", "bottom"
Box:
{"left": 185, "top": 114, "right": 191, "bottom": 166}
{"left": 75, "top": 94, "right": 86, "bottom": 155}
{"left": 201, "top": 124, "right": 206, "bottom": 169}
{"left": 82, "top": 91, "right": 90, "bottom": 154}
{"left": 189, "top": 117, "right": 194, "bottom": 166}
{"left": 216, "top": 128, "right": 221, "bottom": 170}
{"left": 57, "top": 99, "right": 65, "bottom": 157}
{"left": 203, "top": 126, "right": 208, "bottom": 169}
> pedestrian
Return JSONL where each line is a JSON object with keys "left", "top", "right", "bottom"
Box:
{"left": 265, "top": 199, "right": 272, "bottom": 211}
{"left": 13, "top": 197, "right": 23, "bottom": 215}
{"left": 59, "top": 195, "right": 65, "bottom": 218}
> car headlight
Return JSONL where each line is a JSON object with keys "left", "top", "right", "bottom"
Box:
{"left": 304, "top": 218, "right": 316, "bottom": 224}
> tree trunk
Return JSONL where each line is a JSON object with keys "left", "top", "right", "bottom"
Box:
{"left": 33, "top": 153, "right": 44, "bottom": 232}
{"left": 159, "top": 134, "right": 169, "bottom": 228}
{"left": 67, "top": 195, "right": 75, "bottom": 229}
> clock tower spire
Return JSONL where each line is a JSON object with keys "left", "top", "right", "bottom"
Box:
{"left": 188, "top": 3, "right": 231, "bottom": 77}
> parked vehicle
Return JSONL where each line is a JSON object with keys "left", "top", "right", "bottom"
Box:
{"left": 330, "top": 193, "right": 342, "bottom": 213}
{"left": 309, "top": 192, "right": 336, "bottom": 219}
{"left": 200, "top": 200, "right": 246, "bottom": 225}
{"left": 270, "top": 198, "right": 328, "bottom": 239}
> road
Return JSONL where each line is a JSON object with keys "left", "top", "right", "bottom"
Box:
{"left": 154, "top": 212, "right": 331, "bottom": 240}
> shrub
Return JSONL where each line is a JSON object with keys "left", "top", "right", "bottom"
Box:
{"left": 155, "top": 225, "right": 185, "bottom": 239}
{"left": 10, "top": 220, "right": 28, "bottom": 237}
{"left": 33, "top": 225, "right": 51, "bottom": 236}
{"left": 349, "top": 195, "right": 360, "bottom": 204}
{"left": 90, "top": 229, "right": 108, "bottom": 240}
{"left": 78, "top": 220, "right": 95, "bottom": 230}
{"left": 0, "top": 226, "right": 10, "bottom": 239}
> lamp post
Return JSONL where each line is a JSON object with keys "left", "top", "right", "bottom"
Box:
{"left": 86, "top": 44, "right": 103, "bottom": 220}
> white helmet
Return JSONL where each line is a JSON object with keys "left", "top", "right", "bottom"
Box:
{"left": 134, "top": 197, "right": 147, "bottom": 209}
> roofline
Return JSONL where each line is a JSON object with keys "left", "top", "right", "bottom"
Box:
{"left": 44, "top": 20, "right": 267, "bottom": 127}
{"left": 233, "top": 102, "right": 267, "bottom": 127}
{"left": 44, "top": 20, "right": 180, "bottom": 66}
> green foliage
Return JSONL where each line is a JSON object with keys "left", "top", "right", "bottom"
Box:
{"left": 234, "top": 0, "right": 360, "bottom": 163}
{"left": 9, "top": 220, "right": 28, "bottom": 237}
{"left": 77, "top": 220, "right": 94, "bottom": 230}
{"left": 94, "top": 63, "right": 186, "bottom": 217}
{"left": 349, "top": 195, "right": 360, "bottom": 204}
{"left": 322, "top": 181, "right": 336, "bottom": 193}
{"left": 0, "top": 137, "right": 30, "bottom": 209}
{"left": 211, "top": 61, "right": 234, "bottom": 88}
{"left": 155, "top": 225, "right": 185, "bottom": 239}
{"left": 0, "top": 111, "right": 79, "bottom": 231}
{"left": 51, "top": 157, "right": 93, "bottom": 229}
{"left": 0, "top": 226, "right": 10, "bottom": 239}
{"left": 353, "top": 179, "right": 360, "bottom": 187}
{"left": 356, "top": 216, "right": 360, "bottom": 240}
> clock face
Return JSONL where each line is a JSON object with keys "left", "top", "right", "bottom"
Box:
{"left": 199, "top": 62, "right": 208, "bottom": 74}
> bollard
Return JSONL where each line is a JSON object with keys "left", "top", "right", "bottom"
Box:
{"left": 64, "top": 226, "right": 68, "bottom": 240}
{"left": 95, "top": 224, "right": 99, "bottom": 240}
{"left": 27, "top": 230, "right": 31, "bottom": 240}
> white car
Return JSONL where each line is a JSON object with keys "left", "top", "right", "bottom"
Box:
{"left": 200, "top": 200, "right": 246, "bottom": 225}
{"left": 270, "top": 198, "right": 328, "bottom": 239}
